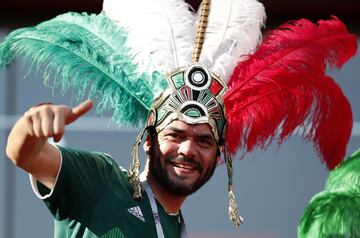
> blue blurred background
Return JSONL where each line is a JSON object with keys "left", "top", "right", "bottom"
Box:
{"left": 1, "top": 1, "right": 359, "bottom": 237}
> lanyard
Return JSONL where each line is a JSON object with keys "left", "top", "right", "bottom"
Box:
{"left": 140, "top": 174, "right": 188, "bottom": 238}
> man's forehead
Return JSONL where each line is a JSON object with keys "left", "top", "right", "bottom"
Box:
{"left": 163, "top": 120, "right": 215, "bottom": 137}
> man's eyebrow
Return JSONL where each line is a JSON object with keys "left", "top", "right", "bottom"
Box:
{"left": 164, "top": 127, "right": 184, "bottom": 132}
{"left": 197, "top": 134, "right": 216, "bottom": 143}
{"left": 165, "top": 127, "right": 215, "bottom": 141}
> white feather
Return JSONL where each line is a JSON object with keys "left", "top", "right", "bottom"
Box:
{"left": 200, "top": 0, "right": 266, "bottom": 82}
{"left": 102, "top": 0, "right": 196, "bottom": 75}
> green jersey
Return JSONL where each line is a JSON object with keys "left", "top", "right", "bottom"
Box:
{"left": 31, "top": 146, "right": 184, "bottom": 238}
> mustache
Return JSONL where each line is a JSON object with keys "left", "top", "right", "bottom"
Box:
{"left": 167, "top": 156, "right": 203, "bottom": 171}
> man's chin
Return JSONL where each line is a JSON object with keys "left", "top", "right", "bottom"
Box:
{"left": 164, "top": 174, "right": 203, "bottom": 196}
{"left": 165, "top": 182, "right": 197, "bottom": 196}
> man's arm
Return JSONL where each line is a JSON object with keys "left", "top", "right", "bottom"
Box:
{"left": 5, "top": 100, "right": 93, "bottom": 190}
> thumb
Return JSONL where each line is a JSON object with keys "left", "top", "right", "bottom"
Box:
{"left": 65, "top": 99, "right": 94, "bottom": 125}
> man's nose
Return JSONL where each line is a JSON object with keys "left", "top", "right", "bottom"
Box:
{"left": 178, "top": 139, "right": 197, "bottom": 158}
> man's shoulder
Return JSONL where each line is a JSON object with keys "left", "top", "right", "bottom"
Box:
{"left": 58, "top": 146, "right": 131, "bottom": 181}
{"left": 91, "top": 151, "right": 130, "bottom": 176}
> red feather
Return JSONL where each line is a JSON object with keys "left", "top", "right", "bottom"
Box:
{"left": 224, "top": 16, "right": 357, "bottom": 170}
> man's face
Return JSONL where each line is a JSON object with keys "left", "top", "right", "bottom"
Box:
{"left": 148, "top": 120, "right": 218, "bottom": 196}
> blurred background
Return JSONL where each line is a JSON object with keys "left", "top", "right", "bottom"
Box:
{"left": 1, "top": 1, "right": 359, "bottom": 237}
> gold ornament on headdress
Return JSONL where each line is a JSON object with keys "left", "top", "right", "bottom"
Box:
{"left": 192, "top": 0, "right": 211, "bottom": 63}
{"left": 225, "top": 145, "right": 244, "bottom": 227}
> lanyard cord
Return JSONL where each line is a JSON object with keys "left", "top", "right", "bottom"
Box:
{"left": 140, "top": 174, "right": 188, "bottom": 238}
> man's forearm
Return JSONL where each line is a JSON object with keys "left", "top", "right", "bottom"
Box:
{"left": 5, "top": 100, "right": 93, "bottom": 189}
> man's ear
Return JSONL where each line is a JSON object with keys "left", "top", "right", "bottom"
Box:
{"left": 143, "top": 135, "right": 151, "bottom": 155}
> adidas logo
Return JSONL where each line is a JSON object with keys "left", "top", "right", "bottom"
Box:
{"left": 127, "top": 206, "right": 145, "bottom": 222}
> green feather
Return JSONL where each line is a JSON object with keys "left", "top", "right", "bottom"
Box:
{"left": 298, "top": 149, "right": 360, "bottom": 238}
{"left": 34, "top": 13, "right": 168, "bottom": 95}
{"left": 298, "top": 191, "right": 360, "bottom": 238}
{"left": 325, "top": 149, "right": 360, "bottom": 193}
{"left": 0, "top": 12, "right": 167, "bottom": 127}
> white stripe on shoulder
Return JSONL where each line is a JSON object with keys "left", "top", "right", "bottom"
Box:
{"left": 29, "top": 143, "right": 63, "bottom": 200}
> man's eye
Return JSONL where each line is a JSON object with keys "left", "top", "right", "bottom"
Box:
{"left": 167, "top": 133, "right": 180, "bottom": 139}
{"left": 198, "top": 139, "right": 213, "bottom": 147}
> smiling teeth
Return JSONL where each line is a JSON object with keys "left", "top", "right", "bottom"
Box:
{"left": 174, "top": 163, "right": 194, "bottom": 170}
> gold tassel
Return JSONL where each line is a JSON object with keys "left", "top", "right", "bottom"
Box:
{"left": 228, "top": 187, "right": 244, "bottom": 227}
{"left": 129, "top": 128, "right": 146, "bottom": 200}
{"left": 225, "top": 145, "right": 244, "bottom": 227}
{"left": 192, "top": 0, "right": 211, "bottom": 63}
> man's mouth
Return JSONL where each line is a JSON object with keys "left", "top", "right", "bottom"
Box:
{"left": 166, "top": 157, "right": 203, "bottom": 177}
{"left": 168, "top": 159, "right": 203, "bottom": 178}
{"left": 171, "top": 162, "right": 197, "bottom": 171}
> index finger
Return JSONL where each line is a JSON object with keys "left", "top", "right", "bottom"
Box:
{"left": 66, "top": 99, "right": 94, "bottom": 125}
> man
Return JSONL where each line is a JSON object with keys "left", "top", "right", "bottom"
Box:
{"left": 5, "top": 0, "right": 258, "bottom": 236}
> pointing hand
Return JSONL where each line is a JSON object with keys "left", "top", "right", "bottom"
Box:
{"left": 23, "top": 100, "right": 94, "bottom": 142}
